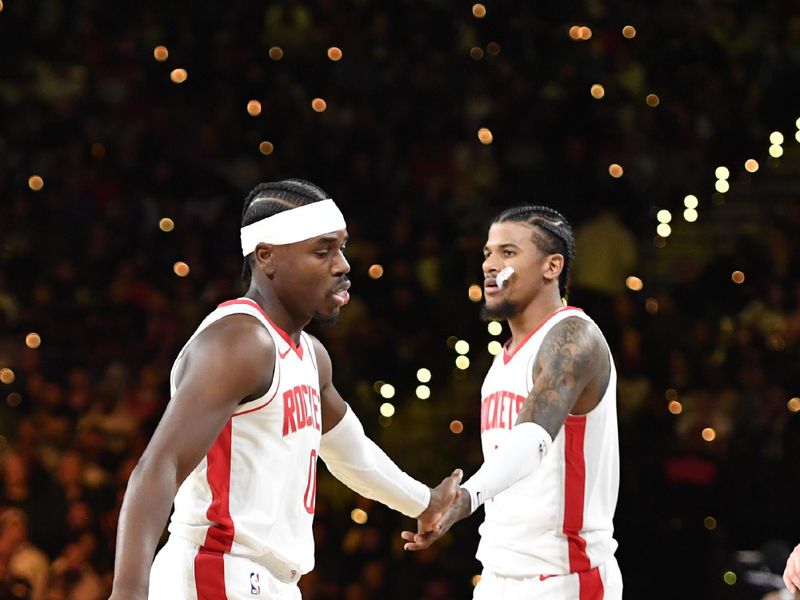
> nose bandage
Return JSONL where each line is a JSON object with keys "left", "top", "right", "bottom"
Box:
{"left": 497, "top": 266, "right": 515, "bottom": 288}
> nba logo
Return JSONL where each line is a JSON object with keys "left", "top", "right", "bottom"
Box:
{"left": 249, "top": 572, "right": 260, "bottom": 595}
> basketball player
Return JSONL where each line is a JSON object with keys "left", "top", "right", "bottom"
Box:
{"left": 785, "top": 543, "right": 800, "bottom": 594}
{"left": 403, "top": 206, "right": 622, "bottom": 599}
{"left": 109, "top": 179, "right": 462, "bottom": 600}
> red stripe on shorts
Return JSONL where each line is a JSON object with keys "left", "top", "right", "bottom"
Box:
{"left": 194, "top": 419, "right": 234, "bottom": 599}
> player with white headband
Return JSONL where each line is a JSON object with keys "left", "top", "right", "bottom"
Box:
{"left": 110, "top": 179, "right": 462, "bottom": 600}
{"left": 403, "top": 205, "right": 622, "bottom": 600}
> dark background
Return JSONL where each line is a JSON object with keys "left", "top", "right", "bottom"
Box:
{"left": 1, "top": 1, "right": 799, "bottom": 598}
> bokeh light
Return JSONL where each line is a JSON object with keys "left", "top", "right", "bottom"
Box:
{"left": 311, "top": 98, "right": 327, "bottom": 112}
{"left": 668, "top": 401, "right": 683, "bottom": 415}
{"left": 715, "top": 166, "right": 729, "bottom": 180}
{"left": 625, "top": 276, "right": 643, "bottom": 291}
{"left": 327, "top": 47, "right": 343, "bottom": 61}
{"left": 472, "top": 3, "right": 486, "bottom": 18}
{"left": 683, "top": 208, "right": 698, "bottom": 222}
{"left": 487, "top": 341, "right": 502, "bottom": 355}
{"left": 380, "top": 402, "right": 395, "bottom": 417}
{"left": 787, "top": 397, "right": 800, "bottom": 413}
{"left": 478, "top": 127, "right": 493, "bottom": 144}
{"left": 656, "top": 223, "right": 672, "bottom": 237}
{"left": 269, "top": 46, "right": 283, "bottom": 60}
{"left": 159, "top": 218, "right": 174, "bottom": 232}
{"left": 368, "top": 264, "right": 384, "bottom": 279}
{"left": 450, "top": 420, "right": 464, "bottom": 434}
{"left": 416, "top": 385, "right": 431, "bottom": 400}
{"left": 683, "top": 195, "right": 699, "bottom": 209}
{"left": 608, "top": 163, "right": 623, "bottom": 178}
{"left": 170, "top": 68, "right": 188, "bottom": 83}
{"left": 704, "top": 516, "right": 717, "bottom": 530}
{"left": 455, "top": 356, "right": 470, "bottom": 370}
{"left": 351, "top": 509, "right": 368, "bottom": 524}
{"left": 468, "top": 284, "right": 483, "bottom": 302}
{"left": 173, "top": 261, "right": 190, "bottom": 277}
{"left": 0, "top": 369, "right": 15, "bottom": 385}
{"left": 379, "top": 383, "right": 395, "bottom": 399}
{"left": 487, "top": 321, "right": 502, "bottom": 336}
{"left": 702, "top": 427, "right": 716, "bottom": 442}
{"left": 247, "top": 100, "right": 262, "bottom": 116}
{"left": 25, "top": 333, "right": 41, "bottom": 349}
{"left": 454, "top": 340, "right": 470, "bottom": 355}
{"left": 259, "top": 141, "right": 274, "bottom": 155}
{"left": 715, "top": 179, "right": 729, "bottom": 193}
{"left": 744, "top": 159, "right": 759, "bottom": 172}
{"left": 591, "top": 84, "right": 605, "bottom": 99}
{"left": 416, "top": 368, "right": 432, "bottom": 383}
{"left": 646, "top": 93, "right": 660, "bottom": 107}
{"left": 622, "top": 25, "right": 637, "bottom": 38}
{"left": 769, "top": 131, "right": 784, "bottom": 145}
{"left": 656, "top": 209, "right": 672, "bottom": 223}
{"left": 28, "top": 175, "right": 44, "bottom": 191}
{"left": 153, "top": 46, "right": 169, "bottom": 61}
{"left": 769, "top": 144, "right": 783, "bottom": 158}
{"left": 731, "top": 271, "right": 745, "bottom": 284}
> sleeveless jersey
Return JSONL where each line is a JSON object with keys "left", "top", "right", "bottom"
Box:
{"left": 168, "top": 298, "right": 322, "bottom": 584}
{"left": 476, "top": 306, "right": 619, "bottom": 577}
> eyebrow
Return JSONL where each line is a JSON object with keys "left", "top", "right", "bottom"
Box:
{"left": 484, "top": 242, "right": 520, "bottom": 252}
{"left": 316, "top": 235, "right": 349, "bottom": 245}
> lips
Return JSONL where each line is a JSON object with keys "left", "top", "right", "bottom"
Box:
{"left": 331, "top": 280, "right": 351, "bottom": 306}
{"left": 484, "top": 277, "right": 500, "bottom": 294}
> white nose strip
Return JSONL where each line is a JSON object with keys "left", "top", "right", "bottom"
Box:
{"left": 497, "top": 266, "right": 515, "bottom": 288}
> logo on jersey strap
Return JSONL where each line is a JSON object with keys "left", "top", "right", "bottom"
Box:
{"left": 250, "top": 572, "right": 260, "bottom": 595}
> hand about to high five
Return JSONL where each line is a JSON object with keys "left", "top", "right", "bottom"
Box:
{"left": 785, "top": 543, "right": 800, "bottom": 594}
{"left": 402, "top": 485, "right": 471, "bottom": 551}
{"left": 415, "top": 469, "right": 463, "bottom": 534}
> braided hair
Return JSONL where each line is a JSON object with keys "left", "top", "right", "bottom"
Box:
{"left": 240, "top": 179, "right": 330, "bottom": 285}
{"left": 492, "top": 205, "right": 575, "bottom": 298}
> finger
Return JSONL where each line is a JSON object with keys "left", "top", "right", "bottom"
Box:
{"left": 451, "top": 468, "right": 463, "bottom": 483}
{"left": 401, "top": 531, "right": 417, "bottom": 542}
{"left": 404, "top": 540, "right": 431, "bottom": 551}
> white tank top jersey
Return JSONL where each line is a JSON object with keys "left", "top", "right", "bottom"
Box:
{"left": 476, "top": 306, "right": 619, "bottom": 580}
{"left": 167, "top": 298, "right": 322, "bottom": 587}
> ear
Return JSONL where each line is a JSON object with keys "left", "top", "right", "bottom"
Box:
{"left": 542, "top": 253, "right": 564, "bottom": 283}
{"left": 253, "top": 243, "right": 276, "bottom": 277}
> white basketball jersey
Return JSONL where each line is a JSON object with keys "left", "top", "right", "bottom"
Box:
{"left": 476, "top": 306, "right": 619, "bottom": 577}
{"left": 168, "top": 298, "right": 322, "bottom": 584}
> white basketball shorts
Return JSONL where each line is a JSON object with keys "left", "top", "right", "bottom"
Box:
{"left": 473, "top": 558, "right": 622, "bottom": 600}
{"left": 148, "top": 535, "right": 301, "bottom": 600}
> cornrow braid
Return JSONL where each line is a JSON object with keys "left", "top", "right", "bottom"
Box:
{"left": 493, "top": 205, "right": 576, "bottom": 298}
{"left": 239, "top": 179, "right": 330, "bottom": 286}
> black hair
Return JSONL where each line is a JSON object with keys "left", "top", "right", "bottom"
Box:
{"left": 240, "top": 179, "right": 330, "bottom": 286}
{"left": 492, "top": 205, "right": 575, "bottom": 298}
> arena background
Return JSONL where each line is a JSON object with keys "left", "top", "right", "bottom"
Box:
{"left": 1, "top": 1, "right": 799, "bottom": 598}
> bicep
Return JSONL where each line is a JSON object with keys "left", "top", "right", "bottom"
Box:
{"left": 139, "top": 321, "right": 274, "bottom": 484}
{"left": 515, "top": 317, "right": 604, "bottom": 439}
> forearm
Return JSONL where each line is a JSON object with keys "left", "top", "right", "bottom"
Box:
{"left": 462, "top": 422, "right": 552, "bottom": 513}
{"left": 319, "top": 406, "right": 430, "bottom": 517}
{"left": 111, "top": 457, "right": 180, "bottom": 597}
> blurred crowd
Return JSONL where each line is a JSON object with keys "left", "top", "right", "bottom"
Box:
{"left": 1, "top": 0, "right": 800, "bottom": 598}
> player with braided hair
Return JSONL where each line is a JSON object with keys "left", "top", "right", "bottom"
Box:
{"left": 110, "top": 179, "right": 462, "bottom": 600}
{"left": 403, "top": 205, "right": 622, "bottom": 599}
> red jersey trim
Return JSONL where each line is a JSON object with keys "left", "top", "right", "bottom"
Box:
{"left": 195, "top": 419, "right": 234, "bottom": 599}
{"left": 218, "top": 298, "right": 304, "bottom": 359}
{"left": 564, "top": 415, "right": 591, "bottom": 572}
{"left": 502, "top": 306, "right": 583, "bottom": 365}
{"left": 232, "top": 365, "right": 281, "bottom": 417}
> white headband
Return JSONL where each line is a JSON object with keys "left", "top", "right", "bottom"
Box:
{"left": 240, "top": 199, "right": 347, "bottom": 256}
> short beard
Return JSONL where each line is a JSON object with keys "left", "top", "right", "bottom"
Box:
{"left": 481, "top": 300, "right": 517, "bottom": 320}
{"left": 312, "top": 313, "right": 340, "bottom": 328}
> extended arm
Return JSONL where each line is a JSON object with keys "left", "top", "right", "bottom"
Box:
{"left": 462, "top": 316, "right": 609, "bottom": 512}
{"left": 403, "top": 317, "right": 609, "bottom": 550}
{"left": 313, "top": 337, "right": 461, "bottom": 528}
{"left": 109, "top": 317, "right": 274, "bottom": 600}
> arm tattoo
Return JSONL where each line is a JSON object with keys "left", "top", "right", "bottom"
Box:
{"left": 515, "top": 317, "right": 607, "bottom": 439}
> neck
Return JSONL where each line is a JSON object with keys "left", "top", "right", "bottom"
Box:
{"left": 245, "top": 285, "right": 308, "bottom": 343}
{"left": 506, "top": 292, "right": 564, "bottom": 353}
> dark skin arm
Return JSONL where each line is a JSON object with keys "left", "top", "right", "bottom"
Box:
{"left": 109, "top": 315, "right": 275, "bottom": 600}
{"left": 402, "top": 317, "right": 610, "bottom": 550}
{"left": 311, "top": 336, "right": 462, "bottom": 530}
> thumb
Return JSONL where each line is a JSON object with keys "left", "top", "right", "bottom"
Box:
{"left": 451, "top": 469, "right": 463, "bottom": 484}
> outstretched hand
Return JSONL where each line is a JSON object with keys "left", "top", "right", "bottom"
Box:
{"left": 402, "top": 481, "right": 471, "bottom": 551}
{"left": 785, "top": 543, "right": 800, "bottom": 594}
{"left": 415, "top": 469, "right": 463, "bottom": 533}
